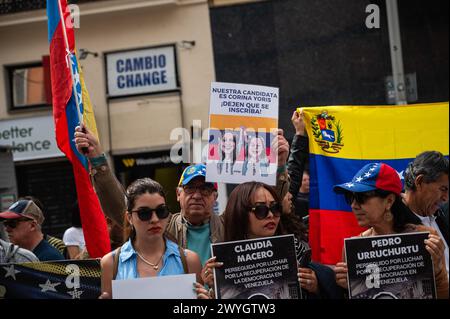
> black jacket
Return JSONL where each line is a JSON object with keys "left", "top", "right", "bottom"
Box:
{"left": 287, "top": 134, "right": 309, "bottom": 199}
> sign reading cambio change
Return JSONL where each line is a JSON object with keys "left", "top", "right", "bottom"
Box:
{"left": 0, "top": 115, "right": 63, "bottom": 161}
{"left": 345, "top": 232, "right": 436, "bottom": 299}
{"left": 106, "top": 45, "right": 178, "bottom": 98}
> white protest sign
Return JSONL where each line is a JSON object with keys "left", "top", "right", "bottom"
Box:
{"left": 206, "top": 82, "right": 279, "bottom": 185}
{"left": 112, "top": 273, "right": 197, "bottom": 299}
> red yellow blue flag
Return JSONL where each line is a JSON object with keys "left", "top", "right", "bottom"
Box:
{"left": 302, "top": 102, "right": 449, "bottom": 265}
{"left": 47, "top": 0, "right": 110, "bottom": 258}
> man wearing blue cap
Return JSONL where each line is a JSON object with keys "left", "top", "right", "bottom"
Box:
{"left": 165, "top": 163, "right": 222, "bottom": 266}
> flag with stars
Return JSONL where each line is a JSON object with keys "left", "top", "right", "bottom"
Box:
{"left": 0, "top": 260, "right": 101, "bottom": 299}
{"left": 302, "top": 103, "right": 449, "bottom": 265}
{"left": 47, "top": 0, "right": 110, "bottom": 258}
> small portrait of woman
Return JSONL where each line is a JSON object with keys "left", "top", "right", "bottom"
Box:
{"left": 242, "top": 134, "right": 269, "bottom": 177}
{"left": 217, "top": 131, "right": 237, "bottom": 175}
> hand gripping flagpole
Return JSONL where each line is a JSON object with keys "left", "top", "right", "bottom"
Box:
{"left": 57, "top": 0, "right": 84, "bottom": 126}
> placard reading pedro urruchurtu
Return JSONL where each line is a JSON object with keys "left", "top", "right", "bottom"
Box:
{"left": 345, "top": 232, "right": 436, "bottom": 299}
{"left": 211, "top": 235, "right": 300, "bottom": 299}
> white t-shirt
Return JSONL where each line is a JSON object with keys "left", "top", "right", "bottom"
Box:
{"left": 414, "top": 213, "right": 449, "bottom": 279}
{"left": 63, "top": 227, "right": 86, "bottom": 250}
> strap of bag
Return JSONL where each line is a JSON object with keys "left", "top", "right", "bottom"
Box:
{"left": 6, "top": 242, "right": 19, "bottom": 263}
{"left": 112, "top": 246, "right": 122, "bottom": 280}
{"left": 178, "top": 246, "right": 189, "bottom": 274}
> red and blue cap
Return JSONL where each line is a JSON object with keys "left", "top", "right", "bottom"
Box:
{"left": 333, "top": 163, "right": 402, "bottom": 195}
{"left": 178, "top": 164, "right": 218, "bottom": 189}
{"left": 0, "top": 199, "right": 45, "bottom": 225}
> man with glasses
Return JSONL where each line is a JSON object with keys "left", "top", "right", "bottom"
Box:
{"left": 0, "top": 200, "right": 64, "bottom": 261}
{"left": 166, "top": 164, "right": 222, "bottom": 266}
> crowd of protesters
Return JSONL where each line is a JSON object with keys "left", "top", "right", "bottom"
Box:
{"left": 0, "top": 110, "right": 448, "bottom": 299}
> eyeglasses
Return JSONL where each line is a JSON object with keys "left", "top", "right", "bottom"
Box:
{"left": 2, "top": 218, "right": 33, "bottom": 229}
{"left": 344, "top": 191, "right": 379, "bottom": 205}
{"left": 182, "top": 184, "right": 215, "bottom": 196}
{"left": 131, "top": 205, "right": 170, "bottom": 221}
{"left": 249, "top": 203, "right": 282, "bottom": 220}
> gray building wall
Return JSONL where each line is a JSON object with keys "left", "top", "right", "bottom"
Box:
{"left": 210, "top": 0, "right": 449, "bottom": 139}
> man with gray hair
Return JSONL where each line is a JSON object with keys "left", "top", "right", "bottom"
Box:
{"left": 403, "top": 151, "right": 449, "bottom": 276}
{"left": 0, "top": 200, "right": 64, "bottom": 261}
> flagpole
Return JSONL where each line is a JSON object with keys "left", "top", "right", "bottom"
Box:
{"left": 57, "top": 0, "right": 84, "bottom": 126}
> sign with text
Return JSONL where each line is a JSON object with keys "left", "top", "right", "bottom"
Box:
{"left": 112, "top": 273, "right": 196, "bottom": 299}
{"left": 0, "top": 259, "right": 101, "bottom": 299}
{"left": 211, "top": 235, "right": 300, "bottom": 299}
{"left": 106, "top": 45, "right": 178, "bottom": 98}
{"left": 206, "top": 82, "right": 279, "bottom": 185}
{"left": 345, "top": 232, "right": 436, "bottom": 299}
{"left": 0, "top": 115, "right": 64, "bottom": 161}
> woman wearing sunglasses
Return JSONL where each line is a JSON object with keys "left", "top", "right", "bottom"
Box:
{"left": 333, "top": 163, "right": 448, "bottom": 299}
{"left": 99, "top": 178, "right": 203, "bottom": 298}
{"left": 200, "top": 181, "right": 326, "bottom": 298}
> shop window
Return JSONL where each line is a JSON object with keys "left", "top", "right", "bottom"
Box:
{"left": 5, "top": 60, "right": 52, "bottom": 111}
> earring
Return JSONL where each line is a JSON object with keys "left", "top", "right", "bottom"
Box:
{"left": 384, "top": 210, "right": 393, "bottom": 222}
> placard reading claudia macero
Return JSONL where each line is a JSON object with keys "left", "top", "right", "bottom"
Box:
{"left": 206, "top": 82, "right": 279, "bottom": 186}
{"left": 345, "top": 232, "right": 436, "bottom": 299}
{"left": 211, "top": 235, "right": 300, "bottom": 299}
{"left": 0, "top": 259, "right": 101, "bottom": 299}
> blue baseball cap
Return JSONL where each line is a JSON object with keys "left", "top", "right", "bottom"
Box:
{"left": 178, "top": 164, "right": 218, "bottom": 189}
{"left": 333, "top": 163, "right": 402, "bottom": 195}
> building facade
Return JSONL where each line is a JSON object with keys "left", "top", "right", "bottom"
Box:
{"left": 0, "top": 0, "right": 216, "bottom": 237}
{"left": 1, "top": 0, "right": 448, "bottom": 238}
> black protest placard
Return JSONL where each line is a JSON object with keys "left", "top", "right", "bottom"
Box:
{"left": 0, "top": 259, "right": 101, "bottom": 299}
{"left": 211, "top": 234, "right": 300, "bottom": 299}
{"left": 345, "top": 232, "right": 436, "bottom": 299}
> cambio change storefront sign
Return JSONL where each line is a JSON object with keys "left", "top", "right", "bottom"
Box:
{"left": 105, "top": 45, "right": 179, "bottom": 98}
{"left": 0, "top": 115, "right": 63, "bottom": 161}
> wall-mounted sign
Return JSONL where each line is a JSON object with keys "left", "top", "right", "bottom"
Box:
{"left": 105, "top": 45, "right": 179, "bottom": 98}
{"left": 0, "top": 115, "right": 64, "bottom": 161}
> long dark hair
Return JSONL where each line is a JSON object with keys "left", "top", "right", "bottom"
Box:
{"left": 71, "top": 201, "right": 82, "bottom": 228}
{"left": 372, "top": 190, "right": 420, "bottom": 232}
{"left": 224, "top": 182, "right": 283, "bottom": 242}
{"left": 124, "top": 178, "right": 168, "bottom": 242}
{"left": 280, "top": 213, "right": 309, "bottom": 242}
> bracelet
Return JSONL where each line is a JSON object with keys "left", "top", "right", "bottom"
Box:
{"left": 277, "top": 164, "right": 287, "bottom": 174}
{"left": 89, "top": 153, "right": 107, "bottom": 167}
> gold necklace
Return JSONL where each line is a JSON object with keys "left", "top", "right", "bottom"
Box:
{"left": 136, "top": 251, "right": 164, "bottom": 270}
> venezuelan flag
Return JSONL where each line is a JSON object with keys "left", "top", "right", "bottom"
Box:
{"left": 302, "top": 102, "right": 449, "bottom": 265}
{"left": 47, "top": 0, "right": 110, "bottom": 258}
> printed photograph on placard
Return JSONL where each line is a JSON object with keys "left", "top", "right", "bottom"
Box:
{"left": 206, "top": 82, "right": 279, "bottom": 186}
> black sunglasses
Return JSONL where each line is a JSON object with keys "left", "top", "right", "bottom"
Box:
{"left": 249, "top": 202, "right": 282, "bottom": 220}
{"left": 2, "top": 218, "right": 33, "bottom": 229}
{"left": 344, "top": 191, "right": 379, "bottom": 205}
{"left": 131, "top": 205, "right": 170, "bottom": 221}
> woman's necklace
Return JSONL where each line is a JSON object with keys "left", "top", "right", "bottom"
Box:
{"left": 136, "top": 251, "right": 164, "bottom": 271}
